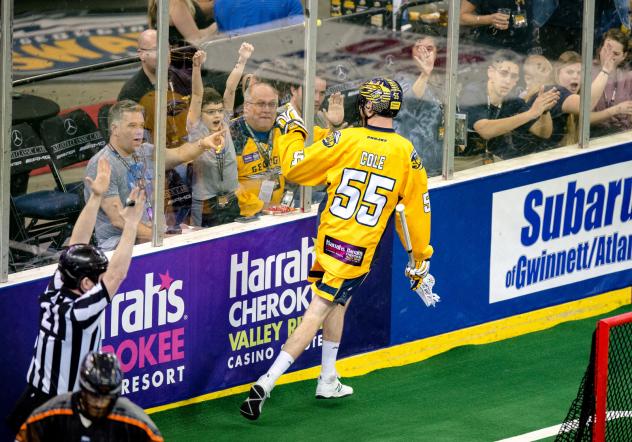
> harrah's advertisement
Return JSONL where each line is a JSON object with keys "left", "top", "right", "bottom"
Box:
{"left": 91, "top": 218, "right": 392, "bottom": 409}
{"left": 96, "top": 220, "right": 324, "bottom": 406}
{"left": 227, "top": 236, "right": 318, "bottom": 371}
{"left": 101, "top": 271, "right": 186, "bottom": 396}
{"left": 490, "top": 161, "right": 632, "bottom": 303}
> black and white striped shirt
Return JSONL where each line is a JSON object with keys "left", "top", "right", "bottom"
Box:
{"left": 26, "top": 270, "right": 110, "bottom": 395}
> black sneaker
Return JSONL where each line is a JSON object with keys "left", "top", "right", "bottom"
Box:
{"left": 239, "top": 384, "right": 268, "bottom": 420}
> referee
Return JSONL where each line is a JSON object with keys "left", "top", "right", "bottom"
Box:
{"left": 16, "top": 352, "right": 163, "bottom": 442}
{"left": 7, "top": 158, "right": 146, "bottom": 435}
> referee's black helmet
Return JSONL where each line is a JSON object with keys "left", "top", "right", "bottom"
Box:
{"left": 58, "top": 244, "right": 109, "bottom": 289}
{"left": 357, "top": 77, "right": 403, "bottom": 118}
{"left": 79, "top": 352, "right": 123, "bottom": 397}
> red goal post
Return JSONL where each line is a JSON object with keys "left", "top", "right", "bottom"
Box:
{"left": 593, "top": 311, "right": 632, "bottom": 442}
{"left": 556, "top": 309, "right": 632, "bottom": 442}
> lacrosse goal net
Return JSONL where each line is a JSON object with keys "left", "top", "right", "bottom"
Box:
{"left": 556, "top": 311, "right": 632, "bottom": 441}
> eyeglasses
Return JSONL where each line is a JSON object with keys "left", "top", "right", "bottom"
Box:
{"left": 247, "top": 101, "right": 278, "bottom": 110}
{"left": 493, "top": 66, "right": 520, "bottom": 81}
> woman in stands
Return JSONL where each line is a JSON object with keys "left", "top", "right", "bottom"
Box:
{"left": 514, "top": 46, "right": 620, "bottom": 152}
{"left": 589, "top": 28, "right": 632, "bottom": 138}
{"left": 552, "top": 44, "right": 631, "bottom": 147}
{"left": 552, "top": 51, "right": 582, "bottom": 146}
{"left": 148, "top": 0, "right": 216, "bottom": 47}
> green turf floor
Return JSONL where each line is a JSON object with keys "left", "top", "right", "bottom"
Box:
{"left": 151, "top": 304, "right": 632, "bottom": 442}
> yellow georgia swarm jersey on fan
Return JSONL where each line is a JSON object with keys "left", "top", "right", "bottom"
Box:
{"left": 230, "top": 118, "right": 286, "bottom": 216}
{"left": 279, "top": 125, "right": 432, "bottom": 279}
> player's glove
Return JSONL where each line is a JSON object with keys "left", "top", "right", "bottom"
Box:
{"left": 405, "top": 259, "right": 430, "bottom": 291}
{"left": 276, "top": 103, "right": 307, "bottom": 138}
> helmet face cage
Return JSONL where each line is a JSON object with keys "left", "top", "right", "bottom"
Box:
{"left": 79, "top": 352, "right": 123, "bottom": 398}
{"left": 357, "top": 77, "right": 403, "bottom": 118}
{"left": 58, "top": 244, "right": 108, "bottom": 289}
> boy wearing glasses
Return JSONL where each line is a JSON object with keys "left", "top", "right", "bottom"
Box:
{"left": 186, "top": 44, "right": 253, "bottom": 226}
{"left": 459, "top": 49, "right": 559, "bottom": 165}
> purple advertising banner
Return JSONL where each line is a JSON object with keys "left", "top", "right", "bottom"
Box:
{"left": 1, "top": 215, "right": 392, "bottom": 435}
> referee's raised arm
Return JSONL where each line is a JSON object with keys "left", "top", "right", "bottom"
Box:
{"left": 101, "top": 187, "right": 145, "bottom": 298}
{"left": 68, "top": 157, "right": 111, "bottom": 246}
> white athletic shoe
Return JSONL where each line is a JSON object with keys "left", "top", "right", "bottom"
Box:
{"left": 315, "top": 376, "right": 354, "bottom": 399}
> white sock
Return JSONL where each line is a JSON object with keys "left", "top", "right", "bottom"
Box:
{"left": 258, "top": 350, "right": 294, "bottom": 392}
{"left": 320, "top": 340, "right": 340, "bottom": 382}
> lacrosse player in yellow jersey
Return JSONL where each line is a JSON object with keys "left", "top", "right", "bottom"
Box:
{"left": 240, "top": 77, "right": 434, "bottom": 421}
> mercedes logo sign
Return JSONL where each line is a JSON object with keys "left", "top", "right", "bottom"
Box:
{"left": 64, "top": 118, "right": 78, "bottom": 136}
{"left": 12, "top": 130, "right": 23, "bottom": 147}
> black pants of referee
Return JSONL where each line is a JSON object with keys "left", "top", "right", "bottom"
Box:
{"left": 6, "top": 384, "right": 54, "bottom": 435}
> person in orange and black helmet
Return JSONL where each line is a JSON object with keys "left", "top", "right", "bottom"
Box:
{"left": 16, "top": 352, "right": 163, "bottom": 442}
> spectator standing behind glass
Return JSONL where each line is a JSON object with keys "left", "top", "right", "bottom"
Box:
{"left": 519, "top": 55, "right": 554, "bottom": 100}
{"left": 214, "top": 0, "right": 303, "bottom": 35}
{"left": 514, "top": 48, "right": 619, "bottom": 150}
{"left": 543, "top": 48, "right": 621, "bottom": 147}
{"left": 118, "top": 29, "right": 194, "bottom": 230}
{"left": 511, "top": 54, "right": 557, "bottom": 155}
{"left": 289, "top": 76, "right": 345, "bottom": 130}
{"left": 550, "top": 51, "right": 582, "bottom": 146}
{"left": 590, "top": 28, "right": 632, "bottom": 137}
{"left": 394, "top": 35, "right": 444, "bottom": 177}
{"left": 459, "top": 50, "right": 559, "bottom": 165}
{"left": 148, "top": 0, "right": 216, "bottom": 47}
{"left": 230, "top": 82, "right": 287, "bottom": 216}
{"left": 117, "top": 29, "right": 191, "bottom": 147}
{"left": 286, "top": 75, "right": 345, "bottom": 204}
{"left": 84, "top": 100, "right": 225, "bottom": 251}
{"left": 460, "top": 0, "right": 533, "bottom": 54}
{"left": 186, "top": 46, "right": 254, "bottom": 226}
{"left": 118, "top": 29, "right": 191, "bottom": 105}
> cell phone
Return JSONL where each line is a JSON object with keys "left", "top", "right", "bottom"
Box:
{"left": 281, "top": 191, "right": 294, "bottom": 207}
{"left": 235, "top": 216, "right": 259, "bottom": 223}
